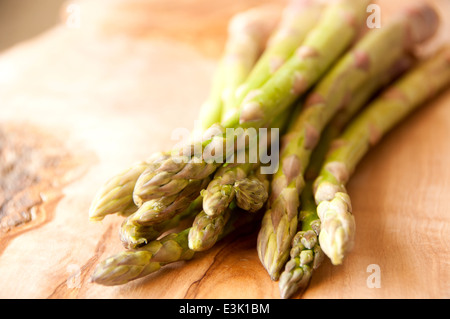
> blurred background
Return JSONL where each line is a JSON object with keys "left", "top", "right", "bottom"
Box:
{"left": 0, "top": 0, "right": 284, "bottom": 57}
{"left": 0, "top": 0, "right": 67, "bottom": 52}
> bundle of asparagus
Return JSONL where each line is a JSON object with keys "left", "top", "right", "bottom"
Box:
{"left": 257, "top": 0, "right": 440, "bottom": 281}
{"left": 87, "top": 0, "right": 450, "bottom": 298}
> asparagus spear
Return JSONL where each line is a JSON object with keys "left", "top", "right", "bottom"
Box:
{"left": 278, "top": 188, "right": 323, "bottom": 298}
{"left": 232, "top": 0, "right": 371, "bottom": 129}
{"left": 304, "top": 53, "right": 415, "bottom": 180}
{"left": 132, "top": 105, "right": 288, "bottom": 237}
{"left": 278, "top": 55, "right": 414, "bottom": 298}
{"left": 90, "top": 204, "right": 259, "bottom": 286}
{"left": 188, "top": 107, "right": 284, "bottom": 251}
{"left": 88, "top": 152, "right": 170, "bottom": 221}
{"left": 188, "top": 208, "right": 232, "bottom": 252}
{"left": 132, "top": 6, "right": 278, "bottom": 203}
{"left": 90, "top": 228, "right": 195, "bottom": 286}
{"left": 195, "top": 5, "right": 280, "bottom": 135}
{"left": 92, "top": 6, "right": 275, "bottom": 216}
{"left": 201, "top": 162, "right": 252, "bottom": 217}
{"left": 218, "top": 6, "right": 280, "bottom": 123}
{"left": 131, "top": 0, "right": 370, "bottom": 204}
{"left": 226, "top": 0, "right": 323, "bottom": 123}
{"left": 202, "top": 102, "right": 290, "bottom": 217}
{"left": 257, "top": 3, "right": 439, "bottom": 281}
{"left": 314, "top": 45, "right": 450, "bottom": 266}
{"left": 126, "top": 177, "right": 211, "bottom": 227}
{"left": 88, "top": 162, "right": 148, "bottom": 222}
{"left": 234, "top": 175, "right": 269, "bottom": 213}
{"left": 119, "top": 196, "right": 203, "bottom": 249}
{"left": 189, "top": 169, "right": 269, "bottom": 252}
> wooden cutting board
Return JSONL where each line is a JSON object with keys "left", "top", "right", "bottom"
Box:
{"left": 0, "top": 0, "right": 449, "bottom": 299}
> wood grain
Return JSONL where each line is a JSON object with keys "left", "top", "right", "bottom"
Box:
{"left": 0, "top": 0, "right": 449, "bottom": 299}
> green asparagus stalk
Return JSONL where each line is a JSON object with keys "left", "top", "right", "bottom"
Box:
{"left": 127, "top": 177, "right": 211, "bottom": 227}
{"left": 232, "top": 0, "right": 370, "bottom": 129}
{"left": 277, "top": 58, "right": 413, "bottom": 298}
{"left": 305, "top": 54, "right": 415, "bottom": 181}
{"left": 93, "top": 6, "right": 275, "bottom": 216}
{"left": 278, "top": 180, "right": 322, "bottom": 299}
{"left": 257, "top": 3, "right": 439, "bottom": 281}
{"left": 119, "top": 196, "right": 203, "bottom": 249}
{"left": 90, "top": 204, "right": 260, "bottom": 286}
{"left": 189, "top": 168, "right": 269, "bottom": 252}
{"left": 194, "top": 65, "right": 224, "bottom": 137}
{"left": 226, "top": 0, "right": 323, "bottom": 123}
{"left": 131, "top": 0, "right": 370, "bottom": 205}
{"left": 202, "top": 104, "right": 290, "bottom": 218}
{"left": 90, "top": 228, "right": 195, "bottom": 286}
{"left": 188, "top": 208, "right": 232, "bottom": 252}
{"left": 278, "top": 54, "right": 414, "bottom": 298}
{"left": 234, "top": 175, "right": 269, "bottom": 213}
{"left": 195, "top": 5, "right": 279, "bottom": 135}
{"left": 132, "top": 143, "right": 221, "bottom": 204}
{"left": 88, "top": 152, "right": 170, "bottom": 221}
{"left": 132, "top": 6, "right": 278, "bottom": 203}
{"left": 132, "top": 108, "right": 287, "bottom": 237}
{"left": 218, "top": 6, "right": 280, "bottom": 123}
{"left": 197, "top": 128, "right": 282, "bottom": 250}
{"left": 314, "top": 45, "right": 450, "bottom": 266}
{"left": 201, "top": 162, "right": 253, "bottom": 217}
{"left": 88, "top": 162, "right": 148, "bottom": 222}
